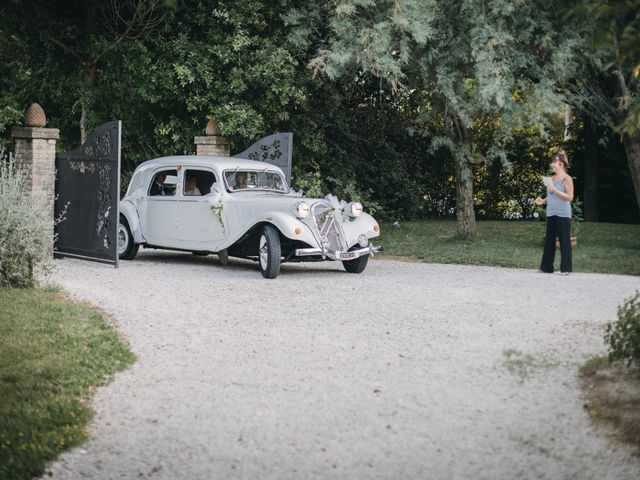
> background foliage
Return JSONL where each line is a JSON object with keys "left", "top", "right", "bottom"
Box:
{"left": 0, "top": 0, "right": 638, "bottom": 224}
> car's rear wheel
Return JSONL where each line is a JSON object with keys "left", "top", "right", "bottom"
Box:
{"left": 118, "top": 215, "right": 139, "bottom": 260}
{"left": 258, "top": 225, "right": 281, "bottom": 279}
{"left": 342, "top": 244, "right": 369, "bottom": 274}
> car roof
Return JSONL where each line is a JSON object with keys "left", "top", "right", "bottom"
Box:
{"left": 133, "top": 155, "right": 284, "bottom": 175}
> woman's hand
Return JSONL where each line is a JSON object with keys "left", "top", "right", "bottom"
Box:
{"left": 534, "top": 196, "right": 545, "bottom": 206}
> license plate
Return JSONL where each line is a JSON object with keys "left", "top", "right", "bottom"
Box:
{"left": 341, "top": 252, "right": 357, "bottom": 260}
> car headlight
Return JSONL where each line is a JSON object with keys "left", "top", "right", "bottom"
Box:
{"left": 296, "top": 202, "right": 310, "bottom": 219}
{"left": 346, "top": 201, "right": 363, "bottom": 218}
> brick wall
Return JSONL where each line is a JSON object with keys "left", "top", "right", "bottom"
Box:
{"left": 11, "top": 126, "right": 59, "bottom": 249}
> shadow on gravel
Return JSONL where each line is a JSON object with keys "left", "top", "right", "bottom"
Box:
{"left": 131, "top": 250, "right": 346, "bottom": 276}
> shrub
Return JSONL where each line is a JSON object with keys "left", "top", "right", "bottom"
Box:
{"left": 291, "top": 163, "right": 325, "bottom": 199}
{"left": 605, "top": 292, "right": 640, "bottom": 366}
{"left": 0, "top": 151, "right": 53, "bottom": 287}
{"left": 291, "top": 163, "right": 382, "bottom": 215}
{"left": 571, "top": 198, "right": 583, "bottom": 237}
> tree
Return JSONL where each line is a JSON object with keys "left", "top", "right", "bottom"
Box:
{"left": 0, "top": 0, "right": 171, "bottom": 142}
{"left": 300, "top": 0, "right": 579, "bottom": 237}
{"left": 567, "top": 0, "right": 640, "bottom": 213}
{"left": 0, "top": 1, "right": 306, "bottom": 166}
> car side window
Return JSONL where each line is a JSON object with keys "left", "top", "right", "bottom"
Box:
{"left": 183, "top": 169, "right": 216, "bottom": 196}
{"left": 148, "top": 169, "right": 178, "bottom": 196}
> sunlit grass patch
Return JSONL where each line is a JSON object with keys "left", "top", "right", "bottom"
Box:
{"left": 0, "top": 287, "right": 134, "bottom": 479}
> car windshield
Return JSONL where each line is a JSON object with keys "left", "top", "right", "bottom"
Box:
{"left": 224, "top": 169, "right": 287, "bottom": 193}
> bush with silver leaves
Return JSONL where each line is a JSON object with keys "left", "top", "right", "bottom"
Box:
{"left": 605, "top": 292, "right": 640, "bottom": 366}
{"left": 0, "top": 150, "right": 52, "bottom": 287}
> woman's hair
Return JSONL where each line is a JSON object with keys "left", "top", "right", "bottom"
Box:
{"left": 553, "top": 150, "right": 569, "bottom": 170}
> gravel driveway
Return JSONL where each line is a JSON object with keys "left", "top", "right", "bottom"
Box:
{"left": 45, "top": 250, "right": 640, "bottom": 479}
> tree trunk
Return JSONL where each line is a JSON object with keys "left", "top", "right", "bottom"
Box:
{"left": 612, "top": 68, "right": 640, "bottom": 213}
{"left": 80, "top": 62, "right": 97, "bottom": 144}
{"left": 583, "top": 118, "right": 599, "bottom": 221}
{"left": 80, "top": 103, "right": 87, "bottom": 144}
{"left": 455, "top": 157, "right": 477, "bottom": 238}
{"left": 621, "top": 130, "right": 640, "bottom": 214}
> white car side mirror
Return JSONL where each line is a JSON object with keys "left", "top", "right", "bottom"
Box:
{"left": 207, "top": 187, "right": 222, "bottom": 205}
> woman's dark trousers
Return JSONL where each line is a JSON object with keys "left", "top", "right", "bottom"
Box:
{"left": 540, "top": 215, "right": 572, "bottom": 273}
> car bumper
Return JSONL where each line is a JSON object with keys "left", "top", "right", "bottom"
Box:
{"left": 294, "top": 243, "right": 383, "bottom": 260}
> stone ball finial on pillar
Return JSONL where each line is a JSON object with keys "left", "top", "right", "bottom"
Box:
{"left": 205, "top": 118, "right": 220, "bottom": 136}
{"left": 24, "top": 103, "right": 47, "bottom": 127}
{"left": 195, "top": 116, "right": 230, "bottom": 157}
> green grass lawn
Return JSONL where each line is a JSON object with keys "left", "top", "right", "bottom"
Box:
{"left": 378, "top": 220, "right": 640, "bottom": 276}
{"left": 0, "top": 288, "right": 134, "bottom": 480}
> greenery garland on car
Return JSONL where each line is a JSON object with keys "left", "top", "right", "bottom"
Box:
{"left": 209, "top": 201, "right": 225, "bottom": 234}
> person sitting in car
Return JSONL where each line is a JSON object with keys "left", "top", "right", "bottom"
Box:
{"left": 150, "top": 172, "right": 167, "bottom": 196}
{"left": 234, "top": 172, "right": 248, "bottom": 190}
{"left": 184, "top": 173, "right": 201, "bottom": 196}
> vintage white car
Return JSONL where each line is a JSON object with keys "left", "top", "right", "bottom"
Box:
{"left": 118, "top": 156, "right": 382, "bottom": 278}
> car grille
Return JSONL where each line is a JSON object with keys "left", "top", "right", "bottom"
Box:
{"left": 311, "top": 203, "right": 348, "bottom": 252}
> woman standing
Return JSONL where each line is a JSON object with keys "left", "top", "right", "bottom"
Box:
{"left": 534, "top": 151, "right": 574, "bottom": 275}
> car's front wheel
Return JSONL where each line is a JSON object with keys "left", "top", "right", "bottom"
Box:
{"left": 118, "top": 215, "right": 139, "bottom": 260}
{"left": 342, "top": 245, "right": 369, "bottom": 274}
{"left": 258, "top": 225, "right": 281, "bottom": 279}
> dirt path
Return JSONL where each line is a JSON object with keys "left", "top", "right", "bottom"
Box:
{"left": 45, "top": 251, "right": 640, "bottom": 479}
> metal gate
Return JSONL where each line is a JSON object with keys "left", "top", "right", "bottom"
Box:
{"left": 233, "top": 132, "right": 293, "bottom": 184}
{"left": 54, "top": 121, "right": 121, "bottom": 266}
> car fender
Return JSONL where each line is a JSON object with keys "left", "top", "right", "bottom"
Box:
{"left": 341, "top": 212, "right": 380, "bottom": 248}
{"left": 258, "top": 211, "right": 319, "bottom": 248}
{"left": 119, "top": 200, "right": 146, "bottom": 244}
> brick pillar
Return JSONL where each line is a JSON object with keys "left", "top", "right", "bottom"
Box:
{"left": 11, "top": 126, "right": 59, "bottom": 250}
{"left": 194, "top": 135, "right": 231, "bottom": 156}
{"left": 194, "top": 117, "right": 231, "bottom": 156}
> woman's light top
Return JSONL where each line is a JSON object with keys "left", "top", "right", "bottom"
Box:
{"left": 546, "top": 178, "right": 571, "bottom": 218}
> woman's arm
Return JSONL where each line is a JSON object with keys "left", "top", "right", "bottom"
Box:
{"left": 550, "top": 176, "right": 574, "bottom": 202}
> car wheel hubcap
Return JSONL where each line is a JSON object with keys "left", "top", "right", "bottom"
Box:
{"left": 259, "top": 235, "right": 268, "bottom": 269}
{"left": 117, "top": 224, "right": 128, "bottom": 255}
